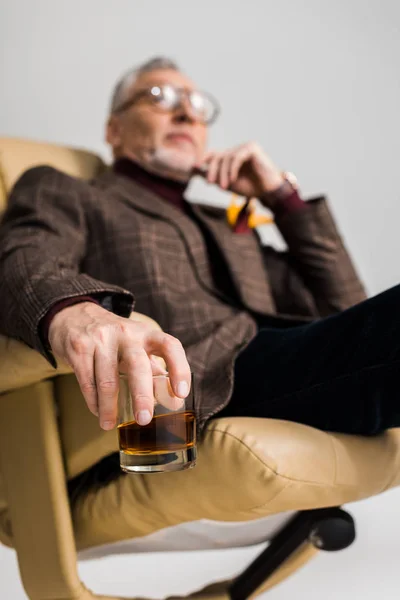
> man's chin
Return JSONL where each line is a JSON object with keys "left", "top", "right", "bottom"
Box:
{"left": 148, "top": 148, "right": 196, "bottom": 181}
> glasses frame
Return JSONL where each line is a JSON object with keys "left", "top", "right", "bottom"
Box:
{"left": 113, "top": 84, "right": 220, "bottom": 125}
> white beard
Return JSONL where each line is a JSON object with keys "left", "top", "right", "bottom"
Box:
{"left": 147, "top": 146, "right": 196, "bottom": 180}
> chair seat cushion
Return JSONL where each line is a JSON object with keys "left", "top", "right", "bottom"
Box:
{"left": 70, "top": 415, "right": 400, "bottom": 553}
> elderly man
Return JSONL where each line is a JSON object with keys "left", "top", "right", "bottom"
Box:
{"left": 1, "top": 57, "right": 400, "bottom": 497}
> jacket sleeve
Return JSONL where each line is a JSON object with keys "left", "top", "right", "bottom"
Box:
{"left": 264, "top": 196, "right": 367, "bottom": 316}
{"left": 0, "top": 166, "right": 134, "bottom": 363}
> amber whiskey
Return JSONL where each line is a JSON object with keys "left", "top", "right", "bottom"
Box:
{"left": 118, "top": 410, "right": 196, "bottom": 456}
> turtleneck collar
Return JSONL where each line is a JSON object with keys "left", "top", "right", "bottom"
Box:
{"left": 113, "top": 157, "right": 188, "bottom": 212}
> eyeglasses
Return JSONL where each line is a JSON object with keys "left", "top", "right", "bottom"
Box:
{"left": 113, "top": 83, "right": 220, "bottom": 125}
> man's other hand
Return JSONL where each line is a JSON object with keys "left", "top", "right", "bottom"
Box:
{"left": 198, "top": 142, "right": 286, "bottom": 209}
{"left": 48, "top": 302, "right": 191, "bottom": 430}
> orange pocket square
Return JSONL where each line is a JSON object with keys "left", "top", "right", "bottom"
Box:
{"left": 226, "top": 195, "right": 274, "bottom": 229}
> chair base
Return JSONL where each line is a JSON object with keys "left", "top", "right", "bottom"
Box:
{"left": 229, "top": 506, "right": 356, "bottom": 600}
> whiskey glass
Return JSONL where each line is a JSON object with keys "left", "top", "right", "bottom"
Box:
{"left": 117, "top": 373, "right": 197, "bottom": 473}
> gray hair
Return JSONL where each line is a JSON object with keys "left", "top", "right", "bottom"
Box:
{"left": 109, "top": 56, "right": 180, "bottom": 114}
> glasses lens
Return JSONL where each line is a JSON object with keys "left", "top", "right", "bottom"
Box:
{"left": 190, "top": 91, "right": 218, "bottom": 124}
{"left": 150, "top": 84, "right": 178, "bottom": 110}
{"left": 148, "top": 85, "right": 219, "bottom": 124}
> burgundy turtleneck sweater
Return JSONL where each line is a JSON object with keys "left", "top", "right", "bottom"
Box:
{"left": 41, "top": 158, "right": 306, "bottom": 344}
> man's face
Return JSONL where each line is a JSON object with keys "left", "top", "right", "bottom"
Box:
{"left": 106, "top": 69, "right": 208, "bottom": 181}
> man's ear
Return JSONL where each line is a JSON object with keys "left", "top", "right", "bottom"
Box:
{"left": 106, "top": 115, "right": 122, "bottom": 149}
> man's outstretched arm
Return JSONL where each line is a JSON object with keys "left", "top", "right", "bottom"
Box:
{"left": 0, "top": 166, "right": 191, "bottom": 430}
{"left": 0, "top": 166, "right": 133, "bottom": 357}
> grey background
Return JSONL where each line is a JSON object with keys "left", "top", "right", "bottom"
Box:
{"left": 1, "top": 0, "right": 400, "bottom": 598}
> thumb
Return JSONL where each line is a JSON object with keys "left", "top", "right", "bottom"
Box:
{"left": 150, "top": 355, "right": 168, "bottom": 375}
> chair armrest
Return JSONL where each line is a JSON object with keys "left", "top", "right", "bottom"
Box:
{"left": 0, "top": 335, "right": 73, "bottom": 394}
{"left": 0, "top": 312, "right": 162, "bottom": 394}
{"left": 0, "top": 381, "right": 98, "bottom": 599}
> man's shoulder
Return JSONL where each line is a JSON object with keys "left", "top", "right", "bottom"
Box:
{"left": 13, "top": 165, "right": 92, "bottom": 193}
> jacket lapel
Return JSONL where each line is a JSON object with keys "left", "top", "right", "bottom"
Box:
{"left": 191, "top": 204, "right": 276, "bottom": 314}
{"left": 95, "top": 171, "right": 218, "bottom": 295}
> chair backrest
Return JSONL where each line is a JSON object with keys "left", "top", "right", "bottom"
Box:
{"left": 0, "top": 136, "right": 104, "bottom": 212}
{"left": 0, "top": 136, "right": 117, "bottom": 479}
{"left": 0, "top": 137, "right": 114, "bottom": 599}
{"left": 0, "top": 138, "right": 168, "bottom": 482}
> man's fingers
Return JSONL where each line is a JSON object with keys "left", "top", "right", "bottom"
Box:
{"left": 201, "top": 151, "right": 213, "bottom": 165}
{"left": 219, "top": 154, "right": 233, "bottom": 189}
{"left": 150, "top": 354, "right": 168, "bottom": 375}
{"left": 206, "top": 153, "right": 221, "bottom": 184}
{"left": 57, "top": 306, "right": 191, "bottom": 429}
{"left": 71, "top": 351, "right": 99, "bottom": 417}
{"left": 120, "top": 344, "right": 155, "bottom": 426}
{"left": 230, "top": 147, "right": 250, "bottom": 183}
{"left": 144, "top": 330, "right": 191, "bottom": 401}
{"left": 153, "top": 374, "right": 185, "bottom": 411}
{"left": 94, "top": 347, "right": 119, "bottom": 430}
{"left": 149, "top": 355, "right": 183, "bottom": 409}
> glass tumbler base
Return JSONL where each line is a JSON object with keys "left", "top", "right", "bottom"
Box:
{"left": 120, "top": 446, "right": 197, "bottom": 473}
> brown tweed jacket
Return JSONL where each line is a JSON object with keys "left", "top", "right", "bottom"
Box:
{"left": 0, "top": 166, "right": 366, "bottom": 430}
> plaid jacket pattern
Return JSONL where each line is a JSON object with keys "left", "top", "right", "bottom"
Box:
{"left": 0, "top": 167, "right": 366, "bottom": 430}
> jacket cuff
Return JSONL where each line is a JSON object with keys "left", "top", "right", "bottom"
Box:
{"left": 274, "top": 196, "right": 339, "bottom": 246}
{"left": 271, "top": 189, "right": 308, "bottom": 218}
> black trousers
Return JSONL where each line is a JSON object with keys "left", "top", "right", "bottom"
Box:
{"left": 68, "top": 285, "right": 400, "bottom": 502}
{"left": 220, "top": 284, "right": 400, "bottom": 435}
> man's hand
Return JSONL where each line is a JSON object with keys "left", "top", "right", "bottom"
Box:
{"left": 198, "top": 142, "right": 285, "bottom": 209}
{"left": 48, "top": 302, "right": 191, "bottom": 430}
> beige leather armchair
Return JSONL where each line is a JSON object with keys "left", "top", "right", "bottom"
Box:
{"left": 1, "top": 137, "right": 400, "bottom": 600}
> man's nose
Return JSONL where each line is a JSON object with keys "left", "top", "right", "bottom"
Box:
{"left": 172, "top": 97, "right": 197, "bottom": 124}
{"left": 173, "top": 111, "right": 195, "bottom": 124}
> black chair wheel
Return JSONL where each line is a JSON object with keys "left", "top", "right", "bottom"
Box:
{"left": 308, "top": 508, "right": 356, "bottom": 551}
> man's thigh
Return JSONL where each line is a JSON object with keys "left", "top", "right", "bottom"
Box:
{"left": 224, "top": 284, "right": 400, "bottom": 435}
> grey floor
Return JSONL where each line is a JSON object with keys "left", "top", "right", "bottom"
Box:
{"left": 1, "top": 487, "right": 399, "bottom": 600}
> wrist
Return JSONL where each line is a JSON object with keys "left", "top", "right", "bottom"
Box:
{"left": 45, "top": 298, "right": 101, "bottom": 347}
{"left": 260, "top": 171, "right": 299, "bottom": 211}
{"left": 260, "top": 180, "right": 292, "bottom": 210}
{"left": 52, "top": 300, "right": 101, "bottom": 323}
{"left": 261, "top": 172, "right": 285, "bottom": 196}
